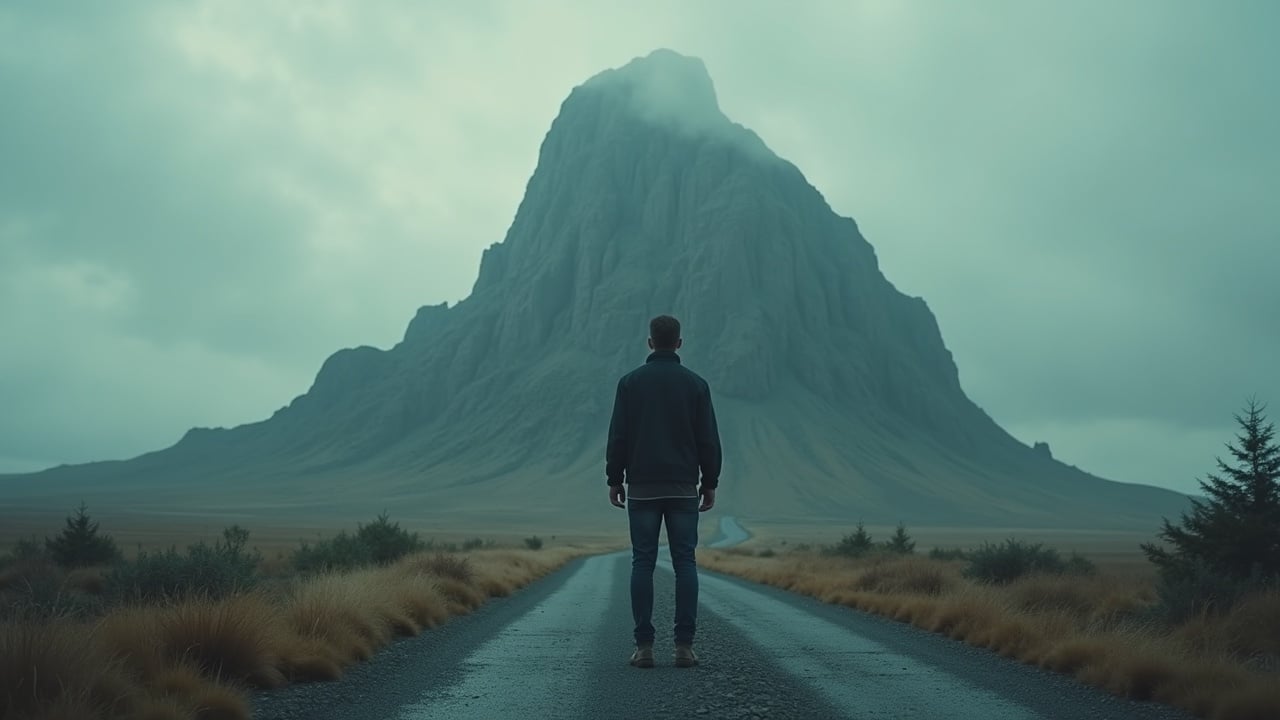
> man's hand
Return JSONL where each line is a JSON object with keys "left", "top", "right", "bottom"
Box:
{"left": 609, "top": 484, "right": 626, "bottom": 509}
{"left": 699, "top": 486, "right": 716, "bottom": 512}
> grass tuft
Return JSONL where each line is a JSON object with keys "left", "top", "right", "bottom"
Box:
{"left": 158, "top": 595, "right": 286, "bottom": 688}
{"left": 405, "top": 552, "right": 473, "bottom": 583}
{"left": 278, "top": 643, "right": 344, "bottom": 682}
{"left": 183, "top": 678, "right": 251, "bottom": 720}
{"left": 0, "top": 618, "right": 135, "bottom": 718}
{"left": 853, "top": 556, "right": 949, "bottom": 595}
{"left": 286, "top": 573, "right": 390, "bottom": 662}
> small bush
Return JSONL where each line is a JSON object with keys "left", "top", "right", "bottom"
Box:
{"left": 8, "top": 535, "right": 46, "bottom": 563}
{"left": 0, "top": 561, "right": 104, "bottom": 620}
{"left": 829, "top": 523, "right": 874, "bottom": 558}
{"left": 462, "top": 538, "right": 486, "bottom": 551}
{"left": 524, "top": 536, "right": 544, "bottom": 551}
{"left": 412, "top": 553, "right": 473, "bottom": 583}
{"left": 929, "top": 547, "right": 969, "bottom": 561}
{"left": 109, "top": 526, "right": 260, "bottom": 602}
{"left": 1154, "top": 559, "right": 1274, "bottom": 621}
{"left": 45, "top": 503, "right": 121, "bottom": 568}
{"left": 293, "top": 532, "right": 373, "bottom": 574}
{"left": 757, "top": 548, "right": 776, "bottom": 558}
{"left": 964, "top": 539, "right": 1067, "bottom": 584}
{"left": 0, "top": 550, "right": 53, "bottom": 593}
{"left": 356, "top": 512, "right": 424, "bottom": 565}
{"left": 292, "top": 514, "right": 426, "bottom": 573}
{"left": 1065, "top": 552, "right": 1098, "bottom": 576}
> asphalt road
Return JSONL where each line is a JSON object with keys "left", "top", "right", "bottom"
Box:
{"left": 254, "top": 518, "right": 1192, "bottom": 720}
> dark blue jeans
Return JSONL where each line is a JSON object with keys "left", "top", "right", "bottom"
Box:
{"left": 628, "top": 496, "right": 700, "bottom": 646}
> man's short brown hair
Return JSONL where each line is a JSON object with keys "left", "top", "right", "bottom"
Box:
{"left": 649, "top": 315, "right": 681, "bottom": 350}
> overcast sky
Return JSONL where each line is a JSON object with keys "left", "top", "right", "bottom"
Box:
{"left": 2, "top": 1, "right": 1276, "bottom": 495}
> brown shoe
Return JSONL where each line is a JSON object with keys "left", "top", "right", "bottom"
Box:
{"left": 630, "top": 645, "right": 654, "bottom": 668}
{"left": 674, "top": 644, "right": 699, "bottom": 668}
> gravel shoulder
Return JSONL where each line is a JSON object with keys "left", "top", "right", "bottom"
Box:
{"left": 251, "top": 556, "right": 588, "bottom": 720}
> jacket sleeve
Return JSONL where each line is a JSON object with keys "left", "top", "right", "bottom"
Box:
{"left": 605, "top": 377, "right": 628, "bottom": 486}
{"left": 695, "top": 382, "right": 722, "bottom": 489}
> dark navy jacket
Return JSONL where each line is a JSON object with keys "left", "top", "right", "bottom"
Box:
{"left": 606, "top": 350, "right": 722, "bottom": 492}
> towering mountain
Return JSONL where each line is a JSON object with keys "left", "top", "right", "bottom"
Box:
{"left": 6, "top": 50, "right": 1187, "bottom": 529}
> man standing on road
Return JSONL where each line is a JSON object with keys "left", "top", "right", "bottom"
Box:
{"left": 606, "top": 314, "right": 722, "bottom": 669}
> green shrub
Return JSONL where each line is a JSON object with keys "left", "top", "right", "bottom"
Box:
{"left": 356, "top": 512, "right": 424, "bottom": 565}
{"left": 524, "top": 536, "right": 544, "bottom": 551}
{"left": 1, "top": 536, "right": 43, "bottom": 573}
{"left": 291, "top": 512, "right": 425, "bottom": 573}
{"left": 757, "top": 548, "right": 776, "bottom": 558}
{"left": 928, "top": 547, "right": 968, "bottom": 561}
{"left": 108, "top": 525, "right": 260, "bottom": 602}
{"left": 1064, "top": 552, "right": 1098, "bottom": 576}
{"left": 462, "top": 538, "right": 486, "bottom": 551}
{"left": 0, "top": 564, "right": 104, "bottom": 619}
{"left": 963, "top": 539, "right": 1067, "bottom": 584}
{"left": 45, "top": 504, "right": 120, "bottom": 568}
{"left": 1154, "top": 559, "right": 1275, "bottom": 621}
{"left": 11, "top": 535, "right": 45, "bottom": 562}
{"left": 292, "top": 531, "right": 373, "bottom": 574}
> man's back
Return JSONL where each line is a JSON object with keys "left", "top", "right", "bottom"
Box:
{"left": 606, "top": 349, "right": 721, "bottom": 499}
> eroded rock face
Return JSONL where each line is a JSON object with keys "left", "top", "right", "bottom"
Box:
{"left": 9, "top": 50, "right": 1189, "bottom": 528}
{"left": 381, "top": 50, "right": 974, "bottom": 448}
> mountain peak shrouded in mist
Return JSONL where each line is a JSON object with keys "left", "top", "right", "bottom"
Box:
{"left": 3, "top": 50, "right": 1189, "bottom": 530}
{"left": 582, "top": 49, "right": 727, "bottom": 134}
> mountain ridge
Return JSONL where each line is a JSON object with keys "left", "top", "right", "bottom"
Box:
{"left": 2, "top": 49, "right": 1189, "bottom": 530}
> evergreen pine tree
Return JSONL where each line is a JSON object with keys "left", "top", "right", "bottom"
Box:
{"left": 46, "top": 502, "right": 121, "bottom": 568}
{"left": 835, "top": 522, "right": 875, "bottom": 557}
{"left": 1142, "top": 399, "right": 1280, "bottom": 584}
{"left": 884, "top": 522, "right": 916, "bottom": 554}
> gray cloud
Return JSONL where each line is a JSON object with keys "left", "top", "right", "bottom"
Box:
{"left": 1, "top": 1, "right": 1276, "bottom": 495}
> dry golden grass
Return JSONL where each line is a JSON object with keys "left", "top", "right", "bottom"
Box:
{"left": 1, "top": 547, "right": 578, "bottom": 720}
{"left": 703, "top": 550, "right": 1280, "bottom": 720}
{"left": 1172, "top": 591, "right": 1280, "bottom": 665}
{"left": 0, "top": 618, "right": 136, "bottom": 719}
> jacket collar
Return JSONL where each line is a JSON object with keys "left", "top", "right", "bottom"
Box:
{"left": 646, "top": 350, "right": 681, "bottom": 364}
